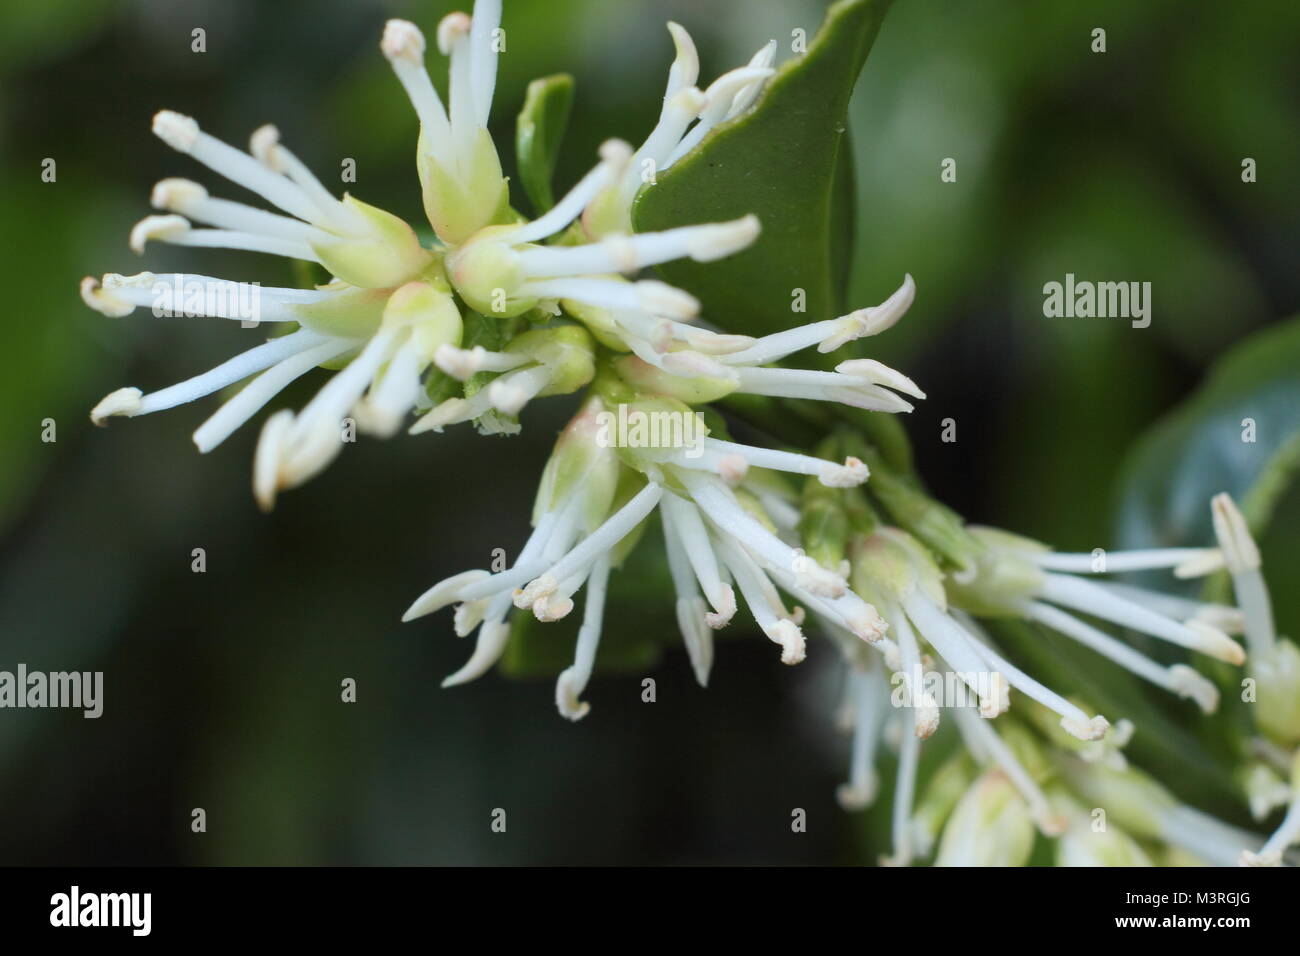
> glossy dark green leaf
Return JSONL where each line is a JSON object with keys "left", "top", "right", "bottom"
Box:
{"left": 632, "top": 0, "right": 891, "bottom": 336}
{"left": 515, "top": 73, "right": 575, "bottom": 216}
{"left": 1115, "top": 316, "right": 1300, "bottom": 552}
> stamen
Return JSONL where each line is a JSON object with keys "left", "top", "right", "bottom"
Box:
{"left": 486, "top": 364, "right": 549, "bottom": 416}
{"left": 663, "top": 23, "right": 700, "bottom": 99}
{"left": 442, "top": 620, "right": 511, "bottom": 688}
{"left": 716, "top": 536, "right": 804, "bottom": 664}
{"left": 152, "top": 111, "right": 319, "bottom": 223}
{"left": 381, "top": 19, "right": 453, "bottom": 160}
{"left": 130, "top": 215, "right": 321, "bottom": 262}
{"left": 834, "top": 359, "right": 926, "bottom": 399}
{"left": 1040, "top": 573, "right": 1245, "bottom": 665}
{"left": 467, "top": 0, "right": 502, "bottom": 127}
{"left": 893, "top": 609, "right": 939, "bottom": 738}
{"left": 249, "top": 125, "right": 358, "bottom": 234}
{"left": 1093, "top": 581, "right": 1244, "bottom": 635}
{"left": 836, "top": 667, "right": 887, "bottom": 810}
{"left": 517, "top": 483, "right": 665, "bottom": 607}
{"left": 94, "top": 327, "right": 329, "bottom": 427}
{"left": 661, "top": 493, "right": 734, "bottom": 625}
{"left": 666, "top": 66, "right": 775, "bottom": 167}
{"left": 953, "top": 707, "right": 1063, "bottom": 835}
{"left": 508, "top": 140, "right": 632, "bottom": 245}
{"left": 523, "top": 278, "right": 699, "bottom": 320}
{"left": 1212, "top": 492, "right": 1276, "bottom": 659}
{"left": 702, "top": 438, "right": 867, "bottom": 487}
{"left": 433, "top": 343, "right": 527, "bottom": 380}
{"left": 192, "top": 338, "right": 349, "bottom": 451}
{"left": 1029, "top": 547, "right": 1223, "bottom": 574}
{"left": 661, "top": 507, "right": 715, "bottom": 684}
{"left": 887, "top": 718, "right": 921, "bottom": 866}
{"left": 1022, "top": 600, "right": 1220, "bottom": 714}
{"left": 517, "top": 216, "right": 758, "bottom": 279}
{"left": 680, "top": 471, "right": 846, "bottom": 598}
{"left": 556, "top": 555, "right": 612, "bottom": 721}
{"left": 152, "top": 178, "right": 324, "bottom": 243}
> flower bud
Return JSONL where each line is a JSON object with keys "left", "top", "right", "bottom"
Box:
{"left": 288, "top": 282, "right": 391, "bottom": 339}
{"left": 310, "top": 195, "right": 432, "bottom": 289}
{"left": 505, "top": 325, "right": 597, "bottom": 399}
{"left": 1253, "top": 638, "right": 1300, "bottom": 748}
{"left": 446, "top": 225, "right": 532, "bottom": 317}
{"left": 946, "top": 526, "right": 1048, "bottom": 616}
{"left": 533, "top": 397, "right": 621, "bottom": 531}
{"left": 910, "top": 753, "right": 976, "bottom": 858}
{"left": 611, "top": 354, "right": 738, "bottom": 404}
{"left": 418, "top": 126, "right": 510, "bottom": 245}
{"left": 935, "top": 769, "right": 1035, "bottom": 866}
{"left": 382, "top": 280, "right": 462, "bottom": 358}
{"left": 1056, "top": 817, "right": 1153, "bottom": 866}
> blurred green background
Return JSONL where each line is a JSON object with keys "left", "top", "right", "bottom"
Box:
{"left": 0, "top": 0, "right": 1296, "bottom": 864}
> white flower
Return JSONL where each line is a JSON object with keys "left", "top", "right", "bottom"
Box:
{"left": 586, "top": 274, "right": 920, "bottom": 414}
{"left": 80, "top": 1, "right": 770, "bottom": 507}
{"left": 1060, "top": 758, "right": 1270, "bottom": 867}
{"left": 583, "top": 22, "right": 777, "bottom": 237}
{"left": 381, "top": 7, "right": 508, "bottom": 244}
{"left": 439, "top": 138, "right": 760, "bottom": 319}
{"left": 951, "top": 522, "right": 1244, "bottom": 714}
{"left": 402, "top": 396, "right": 889, "bottom": 720}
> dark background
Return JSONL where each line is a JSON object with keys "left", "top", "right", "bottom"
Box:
{"left": 1, "top": 0, "right": 1296, "bottom": 864}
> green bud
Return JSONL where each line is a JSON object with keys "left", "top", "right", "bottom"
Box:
{"left": 418, "top": 127, "right": 510, "bottom": 245}
{"left": 935, "top": 769, "right": 1036, "bottom": 866}
{"left": 1254, "top": 638, "right": 1300, "bottom": 748}
{"left": 382, "top": 281, "right": 463, "bottom": 359}
{"left": 561, "top": 298, "right": 632, "bottom": 352}
{"left": 945, "top": 527, "right": 1048, "bottom": 617}
{"left": 912, "top": 752, "right": 977, "bottom": 857}
{"left": 850, "top": 527, "right": 945, "bottom": 612}
{"left": 579, "top": 181, "right": 630, "bottom": 240}
{"left": 1052, "top": 787, "right": 1154, "bottom": 867}
{"left": 1055, "top": 760, "right": 1176, "bottom": 841}
{"left": 1237, "top": 761, "right": 1291, "bottom": 821}
{"left": 310, "top": 195, "right": 433, "bottom": 290}
{"left": 287, "top": 282, "right": 390, "bottom": 340}
{"left": 842, "top": 487, "right": 880, "bottom": 536}
{"left": 506, "top": 325, "right": 596, "bottom": 398}
{"left": 846, "top": 438, "right": 984, "bottom": 573}
{"left": 532, "top": 396, "right": 620, "bottom": 531}
{"left": 799, "top": 492, "right": 849, "bottom": 571}
{"left": 446, "top": 225, "right": 535, "bottom": 318}
{"left": 999, "top": 721, "right": 1054, "bottom": 786}
{"left": 611, "top": 354, "right": 738, "bottom": 404}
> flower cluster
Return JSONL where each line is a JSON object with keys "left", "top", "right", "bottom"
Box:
{"left": 80, "top": 0, "right": 1295, "bottom": 867}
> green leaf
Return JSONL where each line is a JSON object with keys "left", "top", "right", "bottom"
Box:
{"left": 632, "top": 0, "right": 892, "bottom": 336}
{"left": 515, "top": 73, "right": 575, "bottom": 216}
{"left": 1115, "top": 316, "right": 1300, "bottom": 552}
